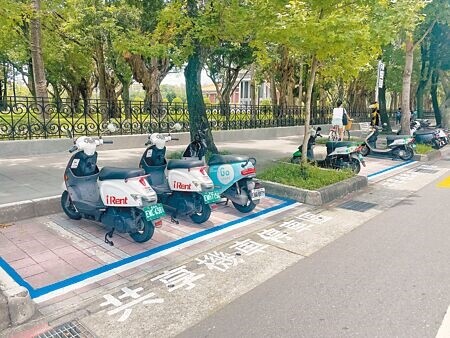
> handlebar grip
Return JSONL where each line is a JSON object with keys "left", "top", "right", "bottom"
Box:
{"left": 69, "top": 146, "right": 78, "bottom": 153}
{"left": 171, "top": 138, "right": 179, "bottom": 141}
{"left": 145, "top": 141, "right": 151, "bottom": 146}
{"left": 103, "top": 140, "right": 113, "bottom": 144}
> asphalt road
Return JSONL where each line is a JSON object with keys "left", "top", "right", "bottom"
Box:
{"left": 178, "top": 158, "right": 450, "bottom": 338}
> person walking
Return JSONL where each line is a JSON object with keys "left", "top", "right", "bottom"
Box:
{"left": 395, "top": 107, "right": 401, "bottom": 125}
{"left": 332, "top": 99, "right": 348, "bottom": 141}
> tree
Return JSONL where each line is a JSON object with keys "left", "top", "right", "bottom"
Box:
{"left": 29, "top": 0, "right": 49, "bottom": 116}
{"left": 253, "top": 0, "right": 393, "bottom": 163}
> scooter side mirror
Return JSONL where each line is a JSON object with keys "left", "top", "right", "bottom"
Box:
{"left": 316, "top": 127, "right": 322, "bottom": 132}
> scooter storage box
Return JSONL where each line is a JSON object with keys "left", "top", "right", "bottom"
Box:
{"left": 326, "top": 141, "right": 354, "bottom": 155}
{"left": 414, "top": 130, "right": 434, "bottom": 144}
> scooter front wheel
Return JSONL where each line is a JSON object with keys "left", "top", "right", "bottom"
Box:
{"left": 348, "top": 158, "right": 361, "bottom": 174}
{"left": 61, "top": 191, "right": 82, "bottom": 220}
{"left": 130, "top": 210, "right": 155, "bottom": 243}
{"left": 360, "top": 145, "right": 370, "bottom": 157}
{"left": 190, "top": 201, "right": 212, "bottom": 224}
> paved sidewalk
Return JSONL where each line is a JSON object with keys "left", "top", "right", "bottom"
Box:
{"left": 0, "top": 136, "right": 301, "bottom": 205}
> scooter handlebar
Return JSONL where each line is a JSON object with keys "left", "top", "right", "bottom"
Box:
{"left": 171, "top": 137, "right": 179, "bottom": 141}
{"left": 103, "top": 140, "right": 113, "bottom": 144}
{"left": 69, "top": 146, "right": 78, "bottom": 153}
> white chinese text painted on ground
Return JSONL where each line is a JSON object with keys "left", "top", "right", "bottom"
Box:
{"left": 257, "top": 228, "right": 292, "bottom": 243}
{"left": 100, "top": 287, "right": 164, "bottom": 322}
{"left": 229, "top": 239, "right": 269, "bottom": 256}
{"left": 295, "top": 212, "right": 332, "bottom": 224}
{"left": 151, "top": 266, "right": 205, "bottom": 292}
{"left": 196, "top": 251, "right": 244, "bottom": 272}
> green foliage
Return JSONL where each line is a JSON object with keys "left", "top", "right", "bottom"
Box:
{"left": 260, "top": 99, "right": 271, "bottom": 106}
{"left": 259, "top": 162, "right": 354, "bottom": 191}
{"left": 415, "top": 144, "right": 434, "bottom": 154}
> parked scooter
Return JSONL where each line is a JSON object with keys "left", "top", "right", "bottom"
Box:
{"left": 139, "top": 131, "right": 215, "bottom": 224}
{"left": 61, "top": 130, "right": 163, "bottom": 245}
{"left": 361, "top": 125, "right": 415, "bottom": 160}
{"left": 431, "top": 129, "right": 449, "bottom": 149}
{"left": 182, "top": 129, "right": 265, "bottom": 213}
{"left": 291, "top": 127, "right": 365, "bottom": 174}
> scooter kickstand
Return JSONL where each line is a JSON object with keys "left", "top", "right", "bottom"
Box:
{"left": 170, "top": 215, "right": 179, "bottom": 225}
{"left": 104, "top": 229, "right": 114, "bottom": 246}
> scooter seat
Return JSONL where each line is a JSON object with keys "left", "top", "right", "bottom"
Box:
{"left": 386, "top": 135, "right": 409, "bottom": 142}
{"left": 99, "top": 167, "right": 145, "bottom": 181}
{"left": 208, "top": 154, "right": 249, "bottom": 165}
{"left": 167, "top": 159, "right": 204, "bottom": 170}
{"left": 326, "top": 141, "right": 354, "bottom": 154}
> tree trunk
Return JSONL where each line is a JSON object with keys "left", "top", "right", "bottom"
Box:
{"left": 301, "top": 55, "right": 318, "bottom": 163}
{"left": 29, "top": 0, "right": 48, "bottom": 118}
{"left": 184, "top": 46, "right": 218, "bottom": 154}
{"left": 441, "top": 72, "right": 450, "bottom": 128}
{"left": 400, "top": 35, "right": 414, "bottom": 135}
{"left": 298, "top": 63, "right": 303, "bottom": 107}
{"left": 416, "top": 43, "right": 431, "bottom": 118}
{"left": 121, "top": 80, "right": 131, "bottom": 118}
{"left": 431, "top": 69, "right": 442, "bottom": 126}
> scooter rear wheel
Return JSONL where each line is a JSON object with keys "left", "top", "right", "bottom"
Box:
{"left": 348, "top": 158, "right": 361, "bottom": 174}
{"left": 398, "top": 146, "right": 414, "bottom": 161}
{"left": 190, "top": 201, "right": 212, "bottom": 224}
{"left": 232, "top": 198, "right": 256, "bottom": 213}
{"left": 130, "top": 210, "right": 155, "bottom": 243}
{"left": 61, "top": 191, "right": 82, "bottom": 220}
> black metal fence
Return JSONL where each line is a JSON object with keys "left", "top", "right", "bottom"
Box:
{"left": 0, "top": 96, "right": 375, "bottom": 140}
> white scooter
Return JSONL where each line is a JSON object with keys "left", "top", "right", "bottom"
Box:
{"left": 61, "top": 132, "right": 165, "bottom": 245}
{"left": 139, "top": 132, "right": 215, "bottom": 224}
{"left": 361, "top": 125, "right": 415, "bottom": 160}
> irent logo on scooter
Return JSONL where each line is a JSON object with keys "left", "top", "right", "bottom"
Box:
{"left": 173, "top": 181, "right": 192, "bottom": 190}
{"left": 106, "top": 195, "right": 128, "bottom": 205}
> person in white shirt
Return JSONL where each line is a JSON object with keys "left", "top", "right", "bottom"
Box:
{"left": 332, "top": 99, "right": 348, "bottom": 141}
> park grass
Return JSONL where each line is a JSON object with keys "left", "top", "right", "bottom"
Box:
{"left": 415, "top": 144, "right": 434, "bottom": 154}
{"left": 259, "top": 162, "right": 354, "bottom": 191}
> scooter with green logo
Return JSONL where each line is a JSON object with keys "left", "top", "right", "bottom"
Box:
{"left": 291, "top": 126, "right": 365, "bottom": 174}
{"left": 182, "top": 129, "right": 265, "bottom": 213}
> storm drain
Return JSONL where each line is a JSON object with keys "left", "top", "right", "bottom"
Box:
{"left": 415, "top": 168, "right": 439, "bottom": 174}
{"left": 35, "top": 320, "right": 95, "bottom": 338}
{"left": 337, "top": 200, "right": 378, "bottom": 212}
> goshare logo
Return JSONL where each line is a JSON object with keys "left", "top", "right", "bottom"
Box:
{"left": 217, "top": 164, "right": 234, "bottom": 185}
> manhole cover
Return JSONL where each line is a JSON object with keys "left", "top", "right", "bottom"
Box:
{"left": 35, "top": 320, "right": 95, "bottom": 338}
{"left": 337, "top": 200, "right": 377, "bottom": 212}
{"left": 415, "top": 168, "right": 439, "bottom": 174}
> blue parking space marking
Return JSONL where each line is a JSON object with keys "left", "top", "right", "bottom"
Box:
{"left": 367, "top": 160, "right": 416, "bottom": 179}
{"left": 0, "top": 195, "right": 298, "bottom": 301}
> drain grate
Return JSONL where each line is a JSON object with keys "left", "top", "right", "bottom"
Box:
{"left": 35, "top": 320, "right": 95, "bottom": 338}
{"left": 415, "top": 168, "right": 439, "bottom": 174}
{"left": 337, "top": 200, "right": 377, "bottom": 212}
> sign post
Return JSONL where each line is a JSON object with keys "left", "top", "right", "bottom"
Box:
{"left": 375, "top": 60, "right": 385, "bottom": 102}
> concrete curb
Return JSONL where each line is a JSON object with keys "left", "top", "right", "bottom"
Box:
{"left": 262, "top": 175, "right": 368, "bottom": 206}
{"left": 413, "top": 146, "right": 450, "bottom": 162}
{"left": 0, "top": 266, "right": 36, "bottom": 329}
{"left": 0, "top": 196, "right": 60, "bottom": 224}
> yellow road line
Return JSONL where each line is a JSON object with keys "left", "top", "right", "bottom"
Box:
{"left": 437, "top": 176, "right": 450, "bottom": 188}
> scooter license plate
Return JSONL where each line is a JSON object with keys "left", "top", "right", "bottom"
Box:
{"left": 203, "top": 191, "right": 221, "bottom": 204}
{"left": 143, "top": 203, "right": 166, "bottom": 221}
{"left": 251, "top": 188, "right": 266, "bottom": 200}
